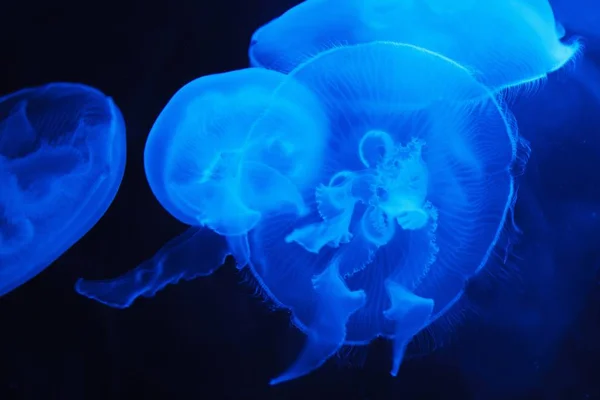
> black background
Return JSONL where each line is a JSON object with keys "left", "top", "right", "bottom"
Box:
{"left": 1, "top": 1, "right": 600, "bottom": 399}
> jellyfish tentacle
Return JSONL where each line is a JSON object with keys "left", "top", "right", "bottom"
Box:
{"left": 75, "top": 227, "right": 230, "bottom": 308}
{"left": 270, "top": 261, "right": 366, "bottom": 385}
{"left": 383, "top": 280, "right": 434, "bottom": 376}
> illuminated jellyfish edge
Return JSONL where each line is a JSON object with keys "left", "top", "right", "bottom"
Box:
{"left": 245, "top": 41, "right": 529, "bottom": 344}
{"left": 0, "top": 84, "right": 127, "bottom": 296}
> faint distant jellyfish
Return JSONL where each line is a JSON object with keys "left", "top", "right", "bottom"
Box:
{"left": 243, "top": 41, "right": 528, "bottom": 384}
{"left": 75, "top": 67, "right": 328, "bottom": 308}
{"left": 248, "top": 0, "right": 579, "bottom": 91}
{"left": 0, "top": 83, "right": 126, "bottom": 296}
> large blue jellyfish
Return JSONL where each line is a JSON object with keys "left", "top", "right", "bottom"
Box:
{"left": 75, "top": 67, "right": 327, "bottom": 307}
{"left": 0, "top": 83, "right": 126, "bottom": 296}
{"left": 76, "top": 42, "right": 528, "bottom": 384}
{"left": 248, "top": 0, "right": 579, "bottom": 91}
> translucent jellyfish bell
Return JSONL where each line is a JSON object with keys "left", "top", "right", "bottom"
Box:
{"left": 144, "top": 67, "right": 326, "bottom": 236}
{"left": 245, "top": 41, "right": 528, "bottom": 384}
{"left": 75, "top": 68, "right": 328, "bottom": 308}
{"left": 0, "top": 83, "right": 126, "bottom": 296}
{"left": 248, "top": 0, "right": 579, "bottom": 91}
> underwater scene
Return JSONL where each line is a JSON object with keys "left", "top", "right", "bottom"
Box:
{"left": 1, "top": 0, "right": 600, "bottom": 398}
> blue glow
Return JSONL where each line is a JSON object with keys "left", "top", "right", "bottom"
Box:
{"left": 142, "top": 67, "right": 326, "bottom": 234}
{"left": 76, "top": 42, "right": 529, "bottom": 384}
{"left": 248, "top": 0, "right": 579, "bottom": 91}
{"left": 76, "top": 67, "right": 327, "bottom": 306}
{"left": 0, "top": 82, "right": 126, "bottom": 296}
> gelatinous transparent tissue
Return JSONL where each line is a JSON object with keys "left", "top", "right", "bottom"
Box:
{"left": 0, "top": 83, "right": 126, "bottom": 296}
{"left": 76, "top": 67, "right": 327, "bottom": 307}
{"left": 77, "top": 41, "right": 530, "bottom": 384}
{"left": 248, "top": 0, "right": 579, "bottom": 91}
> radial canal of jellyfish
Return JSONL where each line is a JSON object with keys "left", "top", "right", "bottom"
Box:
{"left": 0, "top": 82, "right": 126, "bottom": 296}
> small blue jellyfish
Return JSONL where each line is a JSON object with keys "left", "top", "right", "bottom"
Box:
{"left": 75, "top": 67, "right": 328, "bottom": 307}
{"left": 248, "top": 0, "right": 579, "bottom": 91}
{"left": 76, "top": 42, "right": 529, "bottom": 384}
{"left": 0, "top": 83, "right": 126, "bottom": 296}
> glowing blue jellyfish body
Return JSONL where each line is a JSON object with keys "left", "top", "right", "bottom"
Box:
{"left": 76, "top": 67, "right": 328, "bottom": 307}
{"left": 144, "top": 67, "right": 325, "bottom": 235}
{"left": 245, "top": 41, "right": 524, "bottom": 383}
{"left": 249, "top": 0, "right": 578, "bottom": 91}
{"left": 0, "top": 83, "right": 126, "bottom": 296}
{"left": 77, "top": 42, "right": 527, "bottom": 384}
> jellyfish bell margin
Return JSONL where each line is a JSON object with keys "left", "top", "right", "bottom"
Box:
{"left": 0, "top": 82, "right": 126, "bottom": 296}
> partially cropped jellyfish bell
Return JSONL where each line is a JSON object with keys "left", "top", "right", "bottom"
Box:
{"left": 245, "top": 41, "right": 528, "bottom": 384}
{"left": 75, "top": 67, "right": 328, "bottom": 308}
{"left": 0, "top": 83, "right": 126, "bottom": 296}
{"left": 248, "top": 0, "right": 579, "bottom": 91}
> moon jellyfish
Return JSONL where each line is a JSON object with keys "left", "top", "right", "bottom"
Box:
{"left": 75, "top": 67, "right": 327, "bottom": 308}
{"left": 0, "top": 83, "right": 126, "bottom": 296}
{"left": 77, "top": 41, "right": 529, "bottom": 384}
{"left": 247, "top": 41, "right": 526, "bottom": 384}
{"left": 142, "top": 68, "right": 326, "bottom": 235}
{"left": 248, "top": 0, "right": 579, "bottom": 91}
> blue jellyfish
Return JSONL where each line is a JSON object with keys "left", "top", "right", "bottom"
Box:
{"left": 248, "top": 0, "right": 579, "bottom": 91}
{"left": 142, "top": 67, "right": 325, "bottom": 236}
{"left": 75, "top": 67, "right": 328, "bottom": 307}
{"left": 76, "top": 41, "right": 529, "bottom": 384}
{"left": 0, "top": 83, "right": 126, "bottom": 296}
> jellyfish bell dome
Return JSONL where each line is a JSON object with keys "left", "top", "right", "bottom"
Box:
{"left": 244, "top": 41, "right": 528, "bottom": 384}
{"left": 248, "top": 0, "right": 579, "bottom": 92}
{"left": 0, "top": 82, "right": 126, "bottom": 296}
{"left": 144, "top": 67, "right": 328, "bottom": 237}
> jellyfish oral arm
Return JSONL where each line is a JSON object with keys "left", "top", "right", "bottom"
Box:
{"left": 384, "top": 280, "right": 434, "bottom": 376}
{"left": 270, "top": 260, "right": 367, "bottom": 385}
{"left": 75, "top": 227, "right": 232, "bottom": 308}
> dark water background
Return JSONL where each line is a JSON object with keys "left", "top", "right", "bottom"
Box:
{"left": 1, "top": 0, "right": 600, "bottom": 399}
